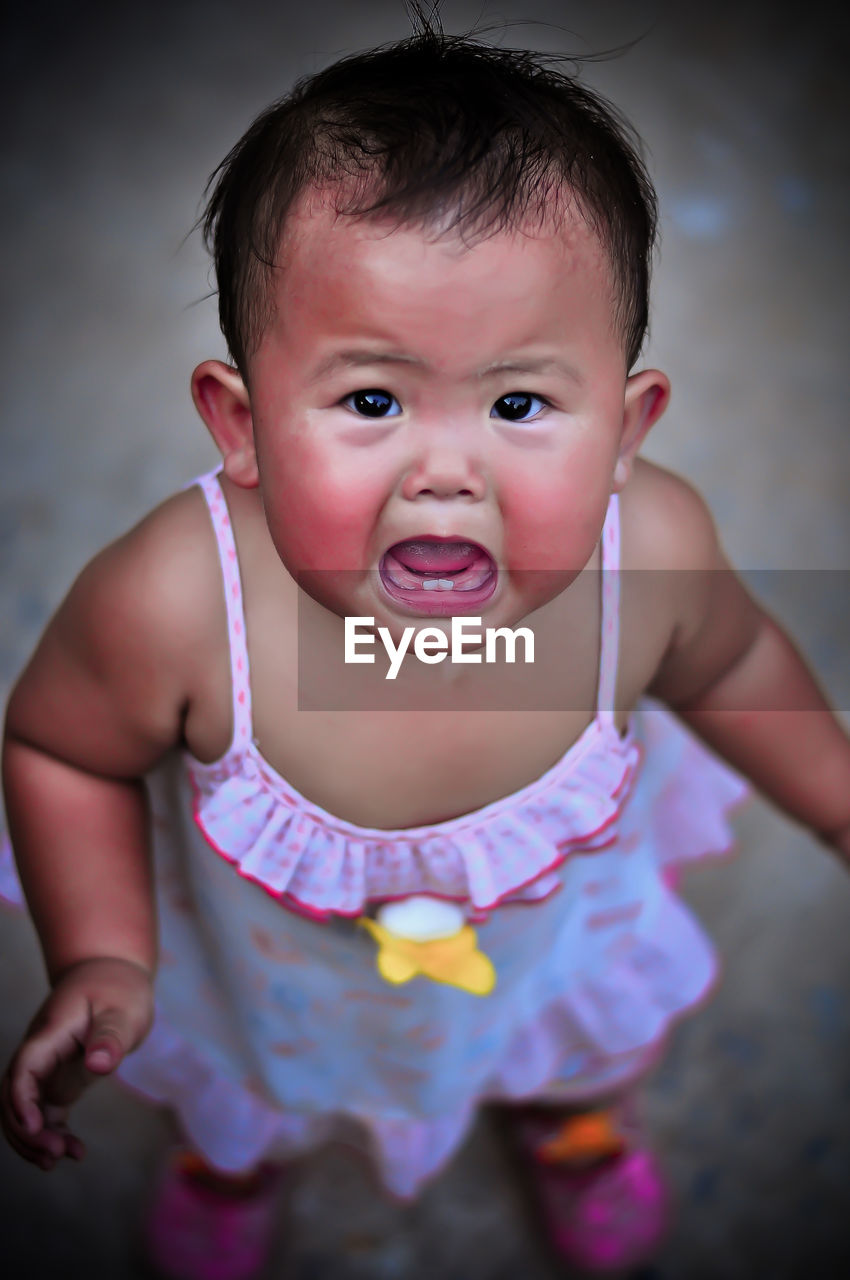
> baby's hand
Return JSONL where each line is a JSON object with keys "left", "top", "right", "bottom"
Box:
{"left": 0, "top": 957, "right": 154, "bottom": 1170}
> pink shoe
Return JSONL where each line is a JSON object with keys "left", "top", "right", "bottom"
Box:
{"left": 501, "top": 1105, "right": 669, "bottom": 1273}
{"left": 532, "top": 1146, "right": 669, "bottom": 1272}
{"left": 143, "top": 1151, "right": 285, "bottom": 1280}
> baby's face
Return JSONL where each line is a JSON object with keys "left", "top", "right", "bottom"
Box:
{"left": 247, "top": 196, "right": 640, "bottom": 636}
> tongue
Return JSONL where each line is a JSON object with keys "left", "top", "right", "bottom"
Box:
{"left": 392, "top": 540, "right": 481, "bottom": 574}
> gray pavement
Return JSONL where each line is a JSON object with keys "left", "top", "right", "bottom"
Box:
{"left": 2, "top": 2, "right": 849, "bottom": 1276}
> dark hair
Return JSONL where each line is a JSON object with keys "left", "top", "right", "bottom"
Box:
{"left": 201, "top": 26, "right": 657, "bottom": 376}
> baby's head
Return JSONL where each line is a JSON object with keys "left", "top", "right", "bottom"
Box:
{"left": 192, "top": 28, "right": 671, "bottom": 637}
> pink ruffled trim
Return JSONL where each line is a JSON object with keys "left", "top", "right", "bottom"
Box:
{"left": 187, "top": 720, "right": 641, "bottom": 920}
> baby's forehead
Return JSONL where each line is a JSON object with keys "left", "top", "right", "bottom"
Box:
{"left": 278, "top": 186, "right": 612, "bottom": 284}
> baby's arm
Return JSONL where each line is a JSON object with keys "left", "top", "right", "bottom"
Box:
{"left": 1, "top": 492, "right": 215, "bottom": 1167}
{"left": 644, "top": 470, "right": 850, "bottom": 859}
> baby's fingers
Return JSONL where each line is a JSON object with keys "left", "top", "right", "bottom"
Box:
{"left": 33, "top": 1105, "right": 86, "bottom": 1167}
{"left": 6, "top": 1057, "right": 50, "bottom": 1141}
{"left": 7, "top": 1032, "right": 76, "bottom": 1127}
{"left": 0, "top": 1072, "right": 83, "bottom": 1168}
{"left": 0, "top": 1068, "right": 37, "bottom": 1145}
{"left": 6, "top": 1123, "right": 84, "bottom": 1171}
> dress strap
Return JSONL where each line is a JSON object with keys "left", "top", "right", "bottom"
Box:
{"left": 596, "top": 492, "right": 621, "bottom": 724}
{"left": 195, "top": 470, "right": 253, "bottom": 751}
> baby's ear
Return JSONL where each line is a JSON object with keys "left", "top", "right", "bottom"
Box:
{"left": 191, "top": 360, "right": 259, "bottom": 488}
{"left": 613, "top": 369, "right": 671, "bottom": 491}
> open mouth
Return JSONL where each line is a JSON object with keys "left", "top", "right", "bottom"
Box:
{"left": 379, "top": 537, "right": 498, "bottom": 614}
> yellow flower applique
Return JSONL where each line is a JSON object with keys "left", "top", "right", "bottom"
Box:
{"left": 358, "top": 896, "right": 496, "bottom": 996}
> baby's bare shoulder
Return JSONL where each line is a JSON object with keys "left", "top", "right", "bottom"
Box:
{"left": 6, "top": 486, "right": 225, "bottom": 773}
{"left": 620, "top": 458, "right": 724, "bottom": 572}
{"left": 620, "top": 460, "right": 762, "bottom": 706}
{"left": 74, "top": 485, "right": 222, "bottom": 649}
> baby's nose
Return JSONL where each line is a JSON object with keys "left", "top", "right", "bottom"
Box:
{"left": 401, "top": 438, "right": 486, "bottom": 502}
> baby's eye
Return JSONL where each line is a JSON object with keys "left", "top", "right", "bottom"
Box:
{"left": 343, "top": 389, "right": 401, "bottom": 418}
{"left": 490, "top": 392, "right": 548, "bottom": 422}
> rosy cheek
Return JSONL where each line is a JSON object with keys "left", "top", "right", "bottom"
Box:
{"left": 501, "top": 490, "right": 589, "bottom": 569}
{"left": 264, "top": 447, "right": 380, "bottom": 572}
{"left": 273, "top": 502, "right": 365, "bottom": 572}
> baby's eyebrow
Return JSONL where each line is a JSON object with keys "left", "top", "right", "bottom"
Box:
{"left": 308, "top": 350, "right": 423, "bottom": 383}
{"left": 479, "top": 357, "right": 584, "bottom": 385}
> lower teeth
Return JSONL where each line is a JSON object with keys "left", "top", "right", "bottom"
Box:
{"left": 393, "top": 569, "right": 493, "bottom": 592}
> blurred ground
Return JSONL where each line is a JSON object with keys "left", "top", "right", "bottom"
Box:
{"left": 1, "top": 2, "right": 849, "bottom": 1277}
